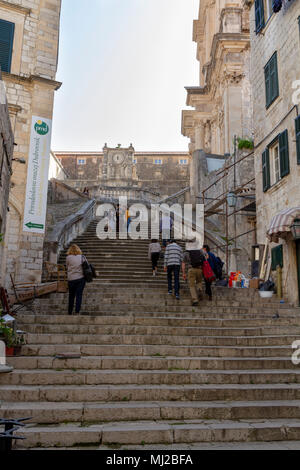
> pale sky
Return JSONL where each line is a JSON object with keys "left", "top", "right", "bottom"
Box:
{"left": 51, "top": 0, "right": 199, "bottom": 152}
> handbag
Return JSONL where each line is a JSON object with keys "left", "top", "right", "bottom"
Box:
{"left": 202, "top": 260, "right": 216, "bottom": 283}
{"left": 82, "top": 256, "right": 95, "bottom": 283}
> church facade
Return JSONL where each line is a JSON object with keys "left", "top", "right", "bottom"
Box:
{"left": 54, "top": 145, "right": 190, "bottom": 200}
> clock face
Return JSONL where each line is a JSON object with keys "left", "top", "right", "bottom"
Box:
{"left": 113, "top": 153, "right": 124, "bottom": 164}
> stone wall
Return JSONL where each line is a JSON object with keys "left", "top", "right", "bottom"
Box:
{"left": 0, "top": 0, "right": 61, "bottom": 286}
{"left": 249, "top": 0, "right": 300, "bottom": 305}
{"left": 0, "top": 77, "right": 14, "bottom": 285}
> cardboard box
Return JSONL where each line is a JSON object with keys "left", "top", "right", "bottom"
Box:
{"left": 249, "top": 279, "right": 260, "bottom": 289}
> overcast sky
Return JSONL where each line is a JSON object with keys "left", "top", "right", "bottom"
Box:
{"left": 51, "top": 0, "right": 199, "bottom": 152}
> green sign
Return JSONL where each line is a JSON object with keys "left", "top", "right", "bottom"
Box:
{"left": 25, "top": 222, "right": 44, "bottom": 230}
{"left": 34, "top": 120, "right": 49, "bottom": 136}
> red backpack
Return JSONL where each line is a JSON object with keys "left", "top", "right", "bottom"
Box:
{"left": 202, "top": 260, "right": 216, "bottom": 282}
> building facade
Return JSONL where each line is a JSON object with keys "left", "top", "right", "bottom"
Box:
{"left": 0, "top": 0, "right": 61, "bottom": 287}
{"left": 181, "top": 0, "right": 255, "bottom": 273}
{"left": 54, "top": 145, "right": 190, "bottom": 200}
{"left": 248, "top": 0, "right": 300, "bottom": 305}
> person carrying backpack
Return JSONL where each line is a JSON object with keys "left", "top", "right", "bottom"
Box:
{"left": 182, "top": 241, "right": 206, "bottom": 306}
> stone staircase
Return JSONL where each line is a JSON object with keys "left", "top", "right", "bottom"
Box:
{"left": 58, "top": 218, "right": 184, "bottom": 286}
{"left": 1, "top": 219, "right": 300, "bottom": 449}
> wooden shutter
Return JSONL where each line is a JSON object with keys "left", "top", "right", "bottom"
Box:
{"left": 265, "top": 52, "right": 279, "bottom": 108}
{"left": 265, "top": 61, "right": 270, "bottom": 107}
{"left": 271, "top": 245, "right": 283, "bottom": 271}
{"left": 295, "top": 115, "right": 300, "bottom": 165}
{"left": 0, "top": 19, "right": 15, "bottom": 73}
{"left": 279, "top": 129, "right": 290, "bottom": 178}
{"left": 255, "top": 0, "right": 265, "bottom": 33}
{"left": 262, "top": 148, "right": 270, "bottom": 192}
{"left": 270, "top": 52, "right": 279, "bottom": 103}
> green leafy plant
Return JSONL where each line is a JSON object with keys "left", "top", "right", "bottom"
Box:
{"left": 0, "top": 318, "right": 26, "bottom": 347}
{"left": 237, "top": 138, "right": 254, "bottom": 150}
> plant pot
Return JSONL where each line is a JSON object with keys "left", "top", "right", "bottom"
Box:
{"left": 13, "top": 346, "right": 22, "bottom": 356}
{"left": 5, "top": 346, "right": 14, "bottom": 357}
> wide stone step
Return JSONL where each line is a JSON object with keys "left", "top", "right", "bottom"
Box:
{"left": 19, "top": 341, "right": 295, "bottom": 358}
{"left": 17, "top": 318, "right": 300, "bottom": 337}
{"left": 1, "top": 369, "right": 300, "bottom": 386}
{"left": 2, "top": 400, "right": 300, "bottom": 425}
{"left": 17, "top": 328, "right": 300, "bottom": 346}
{"left": 6, "top": 355, "right": 299, "bottom": 371}
{"left": 1, "top": 383, "right": 300, "bottom": 403}
{"left": 12, "top": 419, "right": 300, "bottom": 448}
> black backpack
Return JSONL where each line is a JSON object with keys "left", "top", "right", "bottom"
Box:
{"left": 189, "top": 250, "right": 205, "bottom": 268}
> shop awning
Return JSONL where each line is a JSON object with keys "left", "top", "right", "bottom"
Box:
{"left": 267, "top": 207, "right": 300, "bottom": 242}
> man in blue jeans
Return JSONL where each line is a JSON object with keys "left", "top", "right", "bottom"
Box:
{"left": 163, "top": 239, "right": 184, "bottom": 300}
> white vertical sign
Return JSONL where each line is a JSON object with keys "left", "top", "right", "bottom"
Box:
{"left": 23, "top": 116, "right": 52, "bottom": 234}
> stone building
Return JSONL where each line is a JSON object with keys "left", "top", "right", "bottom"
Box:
{"left": 0, "top": 75, "right": 14, "bottom": 285}
{"left": 247, "top": 0, "right": 300, "bottom": 305}
{"left": 181, "top": 0, "right": 255, "bottom": 273}
{"left": 0, "top": 0, "right": 61, "bottom": 287}
{"left": 54, "top": 145, "right": 190, "bottom": 200}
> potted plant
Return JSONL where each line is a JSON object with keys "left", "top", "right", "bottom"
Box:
{"left": 0, "top": 318, "right": 26, "bottom": 356}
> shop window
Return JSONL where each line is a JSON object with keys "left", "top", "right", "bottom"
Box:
{"left": 271, "top": 245, "right": 283, "bottom": 271}
{"left": 264, "top": 52, "right": 279, "bottom": 108}
{"left": 0, "top": 19, "right": 15, "bottom": 73}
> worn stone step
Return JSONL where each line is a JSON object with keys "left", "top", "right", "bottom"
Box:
{"left": 19, "top": 315, "right": 300, "bottom": 337}
{"left": 19, "top": 341, "right": 296, "bottom": 358}
{"left": 12, "top": 419, "right": 300, "bottom": 448}
{"left": 6, "top": 355, "right": 299, "bottom": 371}
{"left": 1, "top": 383, "right": 300, "bottom": 403}
{"left": 1, "top": 369, "right": 300, "bottom": 387}
{"left": 2, "top": 400, "right": 300, "bottom": 425}
{"left": 17, "top": 328, "right": 300, "bottom": 346}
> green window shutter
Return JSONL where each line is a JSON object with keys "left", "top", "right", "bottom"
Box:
{"left": 262, "top": 148, "right": 270, "bottom": 192}
{"left": 265, "top": 62, "right": 270, "bottom": 107}
{"left": 0, "top": 19, "right": 15, "bottom": 73}
{"left": 255, "top": 0, "right": 265, "bottom": 33}
{"left": 279, "top": 129, "right": 290, "bottom": 178}
{"left": 295, "top": 115, "right": 300, "bottom": 165}
{"left": 271, "top": 245, "right": 283, "bottom": 271}
{"left": 265, "top": 52, "right": 279, "bottom": 108}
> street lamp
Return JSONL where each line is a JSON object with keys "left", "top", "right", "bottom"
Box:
{"left": 227, "top": 192, "right": 237, "bottom": 208}
{"left": 291, "top": 218, "right": 300, "bottom": 240}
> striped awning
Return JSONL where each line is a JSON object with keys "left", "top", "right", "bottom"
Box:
{"left": 267, "top": 207, "right": 300, "bottom": 242}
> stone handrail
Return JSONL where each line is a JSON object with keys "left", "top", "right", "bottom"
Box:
{"left": 45, "top": 199, "right": 96, "bottom": 263}
{"left": 158, "top": 186, "right": 191, "bottom": 204}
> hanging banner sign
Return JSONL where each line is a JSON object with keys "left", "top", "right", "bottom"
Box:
{"left": 23, "top": 116, "right": 52, "bottom": 234}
